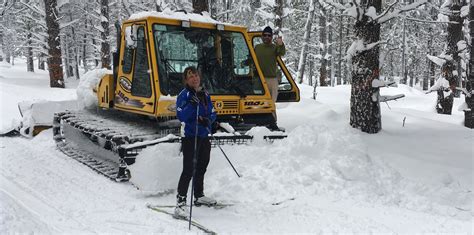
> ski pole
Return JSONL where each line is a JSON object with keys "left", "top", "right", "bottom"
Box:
{"left": 206, "top": 127, "right": 241, "bottom": 178}
{"left": 189, "top": 101, "right": 200, "bottom": 230}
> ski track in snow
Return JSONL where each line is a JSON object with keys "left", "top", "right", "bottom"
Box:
{"left": 0, "top": 133, "right": 186, "bottom": 234}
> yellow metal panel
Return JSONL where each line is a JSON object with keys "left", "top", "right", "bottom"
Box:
{"left": 239, "top": 96, "right": 275, "bottom": 114}
{"left": 114, "top": 21, "right": 157, "bottom": 116}
{"left": 97, "top": 74, "right": 115, "bottom": 109}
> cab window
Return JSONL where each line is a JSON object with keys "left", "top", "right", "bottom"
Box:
{"left": 131, "top": 26, "right": 152, "bottom": 97}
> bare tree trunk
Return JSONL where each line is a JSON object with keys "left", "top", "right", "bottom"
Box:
{"left": 68, "top": 10, "right": 80, "bottom": 79}
{"left": 409, "top": 47, "right": 416, "bottom": 87}
{"left": 401, "top": 18, "right": 407, "bottom": 84}
{"left": 296, "top": 0, "right": 315, "bottom": 84}
{"left": 193, "top": 0, "right": 209, "bottom": 13}
{"left": 430, "top": 59, "right": 435, "bottom": 87}
{"left": 0, "top": 31, "right": 3, "bottom": 62}
{"left": 44, "top": 0, "right": 65, "bottom": 88}
{"left": 337, "top": 10, "right": 343, "bottom": 85}
{"left": 328, "top": 11, "right": 334, "bottom": 87}
{"left": 350, "top": 0, "right": 382, "bottom": 134}
{"left": 83, "top": 15, "right": 89, "bottom": 72}
{"left": 64, "top": 35, "right": 73, "bottom": 78}
{"left": 319, "top": 5, "right": 328, "bottom": 87}
{"left": 226, "top": 0, "right": 232, "bottom": 21}
{"left": 424, "top": 27, "right": 433, "bottom": 90}
{"left": 344, "top": 16, "right": 351, "bottom": 84}
{"left": 26, "top": 21, "right": 34, "bottom": 72}
{"left": 274, "top": 0, "right": 283, "bottom": 34}
{"left": 446, "top": 0, "right": 465, "bottom": 97}
{"left": 90, "top": 19, "right": 99, "bottom": 67}
{"left": 5, "top": 49, "right": 10, "bottom": 63}
{"left": 389, "top": 52, "right": 393, "bottom": 79}
{"left": 101, "top": 0, "right": 111, "bottom": 69}
{"left": 308, "top": 60, "right": 314, "bottom": 86}
{"left": 210, "top": 0, "right": 217, "bottom": 18}
{"left": 38, "top": 52, "right": 46, "bottom": 70}
{"left": 464, "top": 1, "right": 474, "bottom": 128}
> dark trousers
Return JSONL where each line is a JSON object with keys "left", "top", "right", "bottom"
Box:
{"left": 177, "top": 137, "right": 211, "bottom": 198}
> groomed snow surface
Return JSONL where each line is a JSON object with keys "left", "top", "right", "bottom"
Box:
{"left": 1, "top": 59, "right": 473, "bottom": 233}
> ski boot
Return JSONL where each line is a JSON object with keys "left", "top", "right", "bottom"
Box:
{"left": 194, "top": 195, "right": 217, "bottom": 207}
{"left": 174, "top": 195, "right": 188, "bottom": 219}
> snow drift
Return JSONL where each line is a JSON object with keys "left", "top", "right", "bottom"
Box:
{"left": 130, "top": 108, "right": 471, "bottom": 220}
{"left": 76, "top": 69, "right": 111, "bottom": 109}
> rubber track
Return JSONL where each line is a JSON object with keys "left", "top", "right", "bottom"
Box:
{"left": 56, "top": 140, "right": 120, "bottom": 181}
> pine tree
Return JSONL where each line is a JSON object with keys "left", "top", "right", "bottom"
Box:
{"left": 348, "top": 0, "right": 382, "bottom": 134}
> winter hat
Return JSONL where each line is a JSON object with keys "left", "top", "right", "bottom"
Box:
{"left": 263, "top": 26, "right": 273, "bottom": 35}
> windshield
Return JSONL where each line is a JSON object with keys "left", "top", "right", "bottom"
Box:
{"left": 153, "top": 24, "right": 264, "bottom": 96}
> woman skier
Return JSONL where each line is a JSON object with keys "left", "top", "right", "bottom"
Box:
{"left": 175, "top": 66, "right": 217, "bottom": 218}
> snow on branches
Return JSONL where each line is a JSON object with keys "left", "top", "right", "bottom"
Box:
{"left": 325, "top": 0, "right": 427, "bottom": 24}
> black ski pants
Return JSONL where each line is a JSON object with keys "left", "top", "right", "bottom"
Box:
{"left": 177, "top": 137, "right": 211, "bottom": 198}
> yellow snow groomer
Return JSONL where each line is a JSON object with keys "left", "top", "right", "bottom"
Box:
{"left": 53, "top": 12, "right": 299, "bottom": 181}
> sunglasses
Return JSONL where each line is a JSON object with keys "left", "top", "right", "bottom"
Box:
{"left": 263, "top": 34, "right": 272, "bottom": 38}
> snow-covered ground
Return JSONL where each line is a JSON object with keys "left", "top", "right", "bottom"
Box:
{"left": 1, "top": 59, "right": 472, "bottom": 233}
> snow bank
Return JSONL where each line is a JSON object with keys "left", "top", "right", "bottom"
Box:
{"left": 206, "top": 123, "right": 404, "bottom": 205}
{"left": 76, "top": 69, "right": 111, "bottom": 109}
{"left": 128, "top": 143, "right": 182, "bottom": 193}
{"left": 132, "top": 119, "right": 471, "bottom": 219}
{"left": 0, "top": 61, "right": 12, "bottom": 68}
{"left": 130, "top": 83, "right": 471, "bottom": 219}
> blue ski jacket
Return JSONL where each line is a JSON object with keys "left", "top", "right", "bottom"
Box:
{"left": 176, "top": 87, "right": 217, "bottom": 137}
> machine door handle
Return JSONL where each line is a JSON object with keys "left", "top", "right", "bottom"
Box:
{"left": 146, "top": 102, "right": 154, "bottom": 105}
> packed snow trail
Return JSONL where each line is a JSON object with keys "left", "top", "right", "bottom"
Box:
{"left": 0, "top": 132, "right": 196, "bottom": 234}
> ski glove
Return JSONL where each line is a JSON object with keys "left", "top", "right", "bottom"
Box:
{"left": 196, "top": 90, "right": 206, "bottom": 99}
{"left": 189, "top": 94, "right": 200, "bottom": 105}
{"left": 198, "top": 117, "right": 210, "bottom": 127}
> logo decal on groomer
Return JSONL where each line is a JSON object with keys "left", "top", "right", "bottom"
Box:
{"left": 214, "top": 101, "right": 224, "bottom": 110}
{"left": 119, "top": 76, "right": 132, "bottom": 93}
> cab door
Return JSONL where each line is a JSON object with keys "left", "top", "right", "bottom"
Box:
{"left": 248, "top": 32, "right": 300, "bottom": 102}
{"left": 114, "top": 22, "right": 157, "bottom": 115}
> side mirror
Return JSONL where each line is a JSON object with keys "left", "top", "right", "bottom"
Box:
{"left": 124, "top": 24, "right": 138, "bottom": 48}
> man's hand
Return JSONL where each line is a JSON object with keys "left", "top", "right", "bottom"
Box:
{"left": 276, "top": 36, "right": 283, "bottom": 46}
